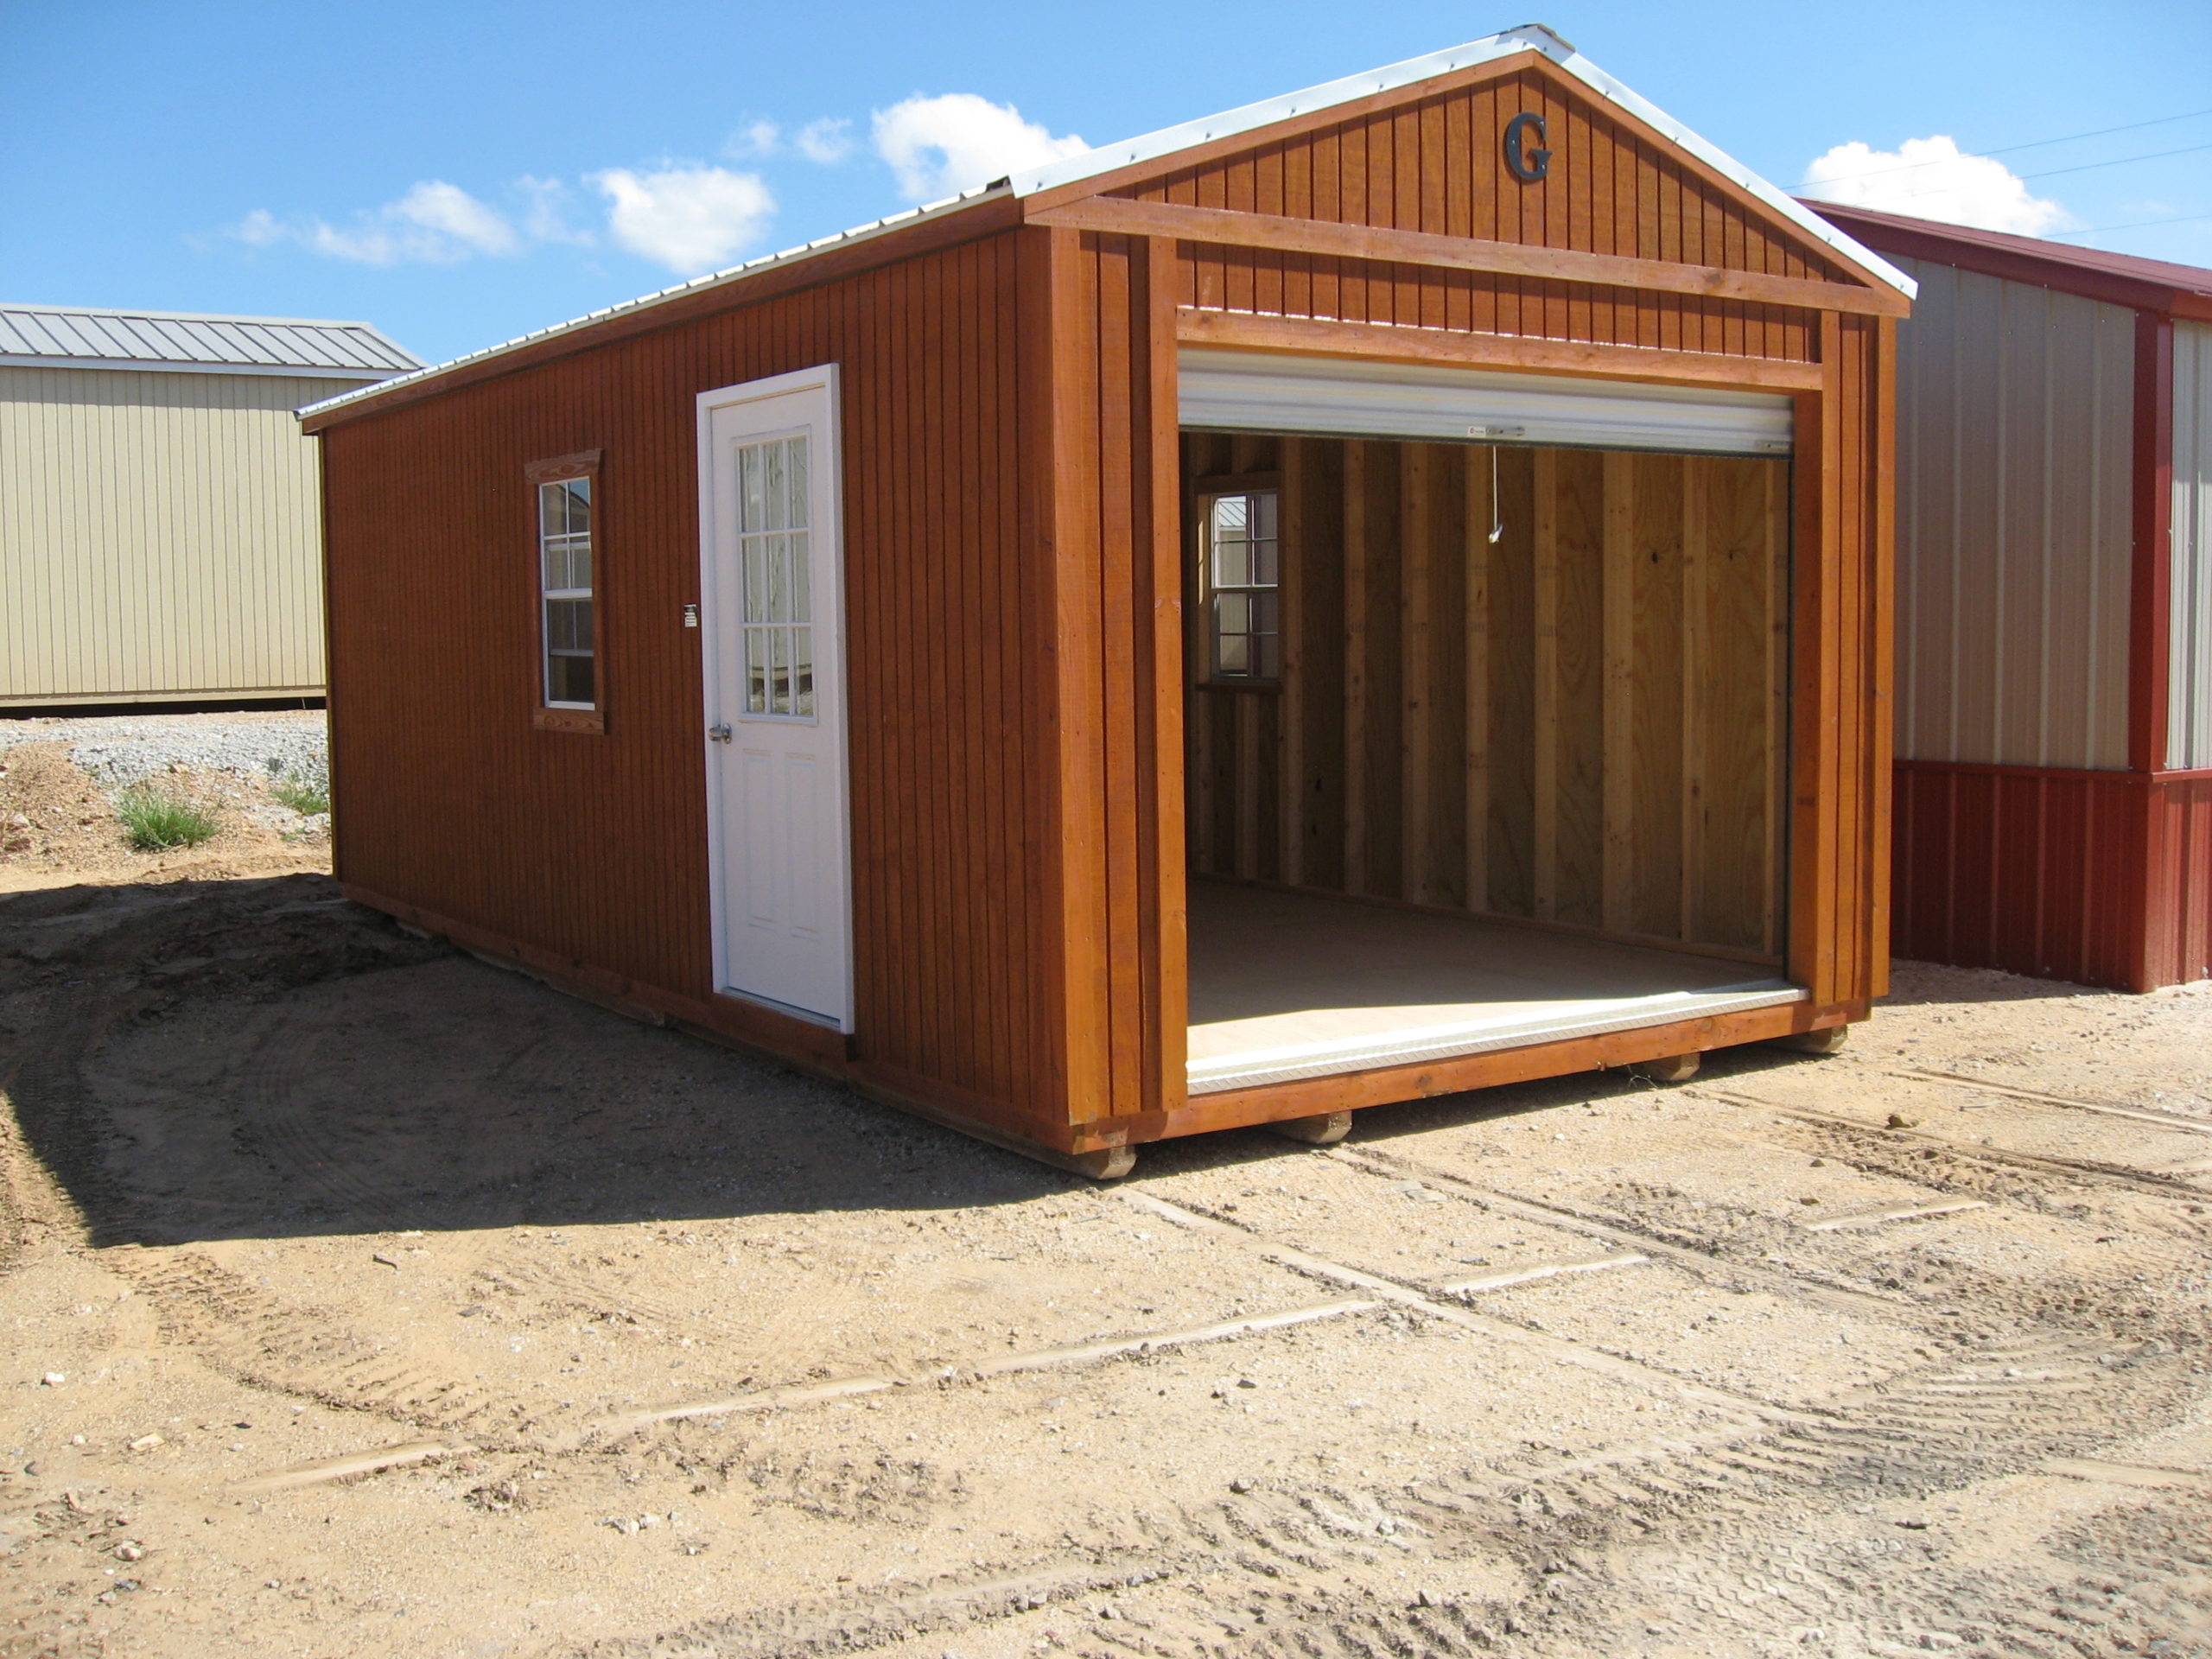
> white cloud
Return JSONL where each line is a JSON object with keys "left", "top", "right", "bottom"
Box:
{"left": 1800, "top": 136, "right": 2068, "bottom": 235}
{"left": 870, "top": 93, "right": 1087, "bottom": 202}
{"left": 725, "top": 118, "right": 780, "bottom": 158}
{"left": 797, "top": 117, "right": 855, "bottom": 165}
{"left": 591, "top": 165, "right": 776, "bottom": 273}
{"left": 231, "top": 180, "right": 520, "bottom": 264}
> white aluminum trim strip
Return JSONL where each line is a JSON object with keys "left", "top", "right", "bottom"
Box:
{"left": 1186, "top": 982, "right": 1804, "bottom": 1094}
{"left": 1179, "top": 346, "right": 1794, "bottom": 454}
{"left": 1008, "top": 24, "right": 1914, "bottom": 300}
{"left": 2171, "top": 321, "right": 2212, "bottom": 770}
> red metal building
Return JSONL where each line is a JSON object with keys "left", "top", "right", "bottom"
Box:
{"left": 1813, "top": 204, "right": 2212, "bottom": 991}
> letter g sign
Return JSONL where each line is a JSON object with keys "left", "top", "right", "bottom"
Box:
{"left": 1504, "top": 112, "right": 1550, "bottom": 182}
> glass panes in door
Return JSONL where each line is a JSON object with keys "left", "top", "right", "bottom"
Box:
{"left": 735, "top": 435, "right": 814, "bottom": 717}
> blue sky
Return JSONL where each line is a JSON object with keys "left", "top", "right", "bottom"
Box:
{"left": 5, "top": 1, "right": 2209, "bottom": 367}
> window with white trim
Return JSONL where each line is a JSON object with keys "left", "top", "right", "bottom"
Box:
{"left": 538, "top": 473, "right": 595, "bottom": 709}
{"left": 735, "top": 433, "right": 814, "bottom": 718}
{"left": 1200, "top": 488, "right": 1281, "bottom": 681}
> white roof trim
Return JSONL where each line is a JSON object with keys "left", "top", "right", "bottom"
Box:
{"left": 1009, "top": 22, "right": 1914, "bottom": 298}
{"left": 301, "top": 23, "right": 1910, "bottom": 426}
{"left": 297, "top": 187, "right": 1003, "bottom": 423}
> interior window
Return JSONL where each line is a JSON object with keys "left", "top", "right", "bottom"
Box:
{"left": 1204, "top": 489, "right": 1280, "bottom": 681}
{"left": 540, "top": 475, "right": 595, "bottom": 708}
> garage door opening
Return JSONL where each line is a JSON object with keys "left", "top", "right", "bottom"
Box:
{"left": 1179, "top": 359, "right": 1804, "bottom": 1095}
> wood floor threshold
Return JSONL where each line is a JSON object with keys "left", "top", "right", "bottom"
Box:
{"left": 1187, "top": 982, "right": 1806, "bottom": 1094}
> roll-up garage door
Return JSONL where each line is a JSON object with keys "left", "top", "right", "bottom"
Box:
{"left": 1179, "top": 347, "right": 1794, "bottom": 456}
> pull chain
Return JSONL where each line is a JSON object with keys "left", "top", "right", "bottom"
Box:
{"left": 1487, "top": 442, "right": 1504, "bottom": 544}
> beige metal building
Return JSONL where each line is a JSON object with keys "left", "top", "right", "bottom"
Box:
{"left": 0, "top": 303, "right": 422, "bottom": 706}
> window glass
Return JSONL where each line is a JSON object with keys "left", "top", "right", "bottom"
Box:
{"left": 736, "top": 434, "right": 814, "bottom": 717}
{"left": 540, "top": 474, "right": 596, "bottom": 709}
{"left": 1206, "top": 490, "right": 1281, "bottom": 681}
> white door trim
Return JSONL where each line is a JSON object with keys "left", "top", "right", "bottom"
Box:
{"left": 696, "top": 363, "right": 855, "bottom": 1032}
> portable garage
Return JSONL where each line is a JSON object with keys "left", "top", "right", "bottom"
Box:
{"left": 302, "top": 24, "right": 1910, "bottom": 1175}
{"left": 1812, "top": 203, "right": 2212, "bottom": 992}
{"left": 0, "top": 303, "right": 422, "bottom": 707}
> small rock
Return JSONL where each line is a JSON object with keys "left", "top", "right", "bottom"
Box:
{"left": 1414, "top": 1588, "right": 1440, "bottom": 1608}
{"left": 1920, "top": 1635, "right": 1964, "bottom": 1651}
{"left": 1799, "top": 1196, "right": 1821, "bottom": 1205}
{"left": 113, "top": 1578, "right": 140, "bottom": 1592}
{"left": 41, "top": 1373, "right": 65, "bottom": 1387}
{"left": 1897, "top": 1517, "right": 1930, "bottom": 1529}
{"left": 114, "top": 1543, "right": 143, "bottom": 1561}
{"left": 128, "top": 1434, "right": 164, "bottom": 1452}
{"left": 21, "top": 1462, "right": 39, "bottom": 1478}
{"left": 1886, "top": 1114, "right": 1919, "bottom": 1129}
{"left": 372, "top": 1254, "right": 400, "bottom": 1270}
{"left": 1229, "top": 1477, "right": 1253, "bottom": 1493}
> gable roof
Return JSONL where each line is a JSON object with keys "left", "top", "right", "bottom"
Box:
{"left": 1805, "top": 200, "right": 2212, "bottom": 322}
{"left": 0, "top": 302, "right": 424, "bottom": 379}
{"left": 299, "top": 24, "right": 1911, "bottom": 429}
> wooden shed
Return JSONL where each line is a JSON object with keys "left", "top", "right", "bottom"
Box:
{"left": 0, "top": 303, "right": 422, "bottom": 707}
{"left": 1812, "top": 204, "right": 2212, "bottom": 992}
{"left": 302, "top": 25, "right": 1910, "bottom": 1176}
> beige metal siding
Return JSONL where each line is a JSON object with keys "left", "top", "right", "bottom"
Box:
{"left": 1892, "top": 255, "right": 2134, "bottom": 770}
{"left": 0, "top": 365, "right": 360, "bottom": 703}
{"left": 2172, "top": 321, "right": 2212, "bottom": 771}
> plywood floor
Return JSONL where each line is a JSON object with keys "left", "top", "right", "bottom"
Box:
{"left": 1186, "top": 880, "right": 1802, "bottom": 1094}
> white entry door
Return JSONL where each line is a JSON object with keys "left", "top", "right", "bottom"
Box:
{"left": 697, "top": 365, "right": 852, "bottom": 1030}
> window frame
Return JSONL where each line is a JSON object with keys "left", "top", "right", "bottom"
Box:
{"left": 527, "top": 449, "right": 604, "bottom": 734}
{"left": 1191, "top": 471, "right": 1285, "bottom": 690}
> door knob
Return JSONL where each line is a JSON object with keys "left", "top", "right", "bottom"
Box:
{"left": 708, "top": 722, "right": 733, "bottom": 743}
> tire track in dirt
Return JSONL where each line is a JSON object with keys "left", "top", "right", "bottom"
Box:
{"left": 99, "top": 1247, "right": 582, "bottom": 1452}
{"left": 567, "top": 1333, "right": 2205, "bottom": 1659}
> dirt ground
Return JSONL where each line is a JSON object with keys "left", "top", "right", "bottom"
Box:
{"left": 2, "top": 751, "right": 2209, "bottom": 1656}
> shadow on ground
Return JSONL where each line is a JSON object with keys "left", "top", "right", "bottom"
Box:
{"left": 0, "top": 872, "right": 2054, "bottom": 1249}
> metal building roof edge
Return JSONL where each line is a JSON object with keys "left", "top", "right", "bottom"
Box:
{"left": 0, "top": 302, "right": 424, "bottom": 375}
{"left": 299, "top": 23, "right": 1913, "bottom": 427}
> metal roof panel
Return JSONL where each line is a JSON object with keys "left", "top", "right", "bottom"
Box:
{"left": 0, "top": 302, "right": 423, "bottom": 376}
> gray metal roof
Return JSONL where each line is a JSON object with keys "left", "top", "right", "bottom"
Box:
{"left": 0, "top": 302, "right": 423, "bottom": 379}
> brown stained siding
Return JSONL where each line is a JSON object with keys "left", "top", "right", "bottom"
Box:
{"left": 321, "top": 231, "right": 1059, "bottom": 1117}
{"left": 1130, "top": 67, "right": 1835, "bottom": 364}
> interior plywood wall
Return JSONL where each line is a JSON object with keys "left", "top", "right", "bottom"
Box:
{"left": 1185, "top": 431, "right": 1789, "bottom": 963}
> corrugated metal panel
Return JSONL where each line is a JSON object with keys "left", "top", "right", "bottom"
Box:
{"left": 1178, "top": 349, "right": 1794, "bottom": 454}
{"left": 2171, "top": 321, "right": 2212, "bottom": 770}
{"left": 0, "top": 366, "right": 355, "bottom": 701}
{"left": 1891, "top": 255, "right": 2134, "bottom": 771}
{"left": 0, "top": 303, "right": 421, "bottom": 377}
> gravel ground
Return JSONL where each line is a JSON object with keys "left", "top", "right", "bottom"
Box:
{"left": 0, "top": 709, "right": 327, "bottom": 788}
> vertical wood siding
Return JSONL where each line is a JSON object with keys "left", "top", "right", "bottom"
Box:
{"left": 1184, "top": 432, "right": 1788, "bottom": 961}
{"left": 1123, "top": 67, "right": 1837, "bottom": 365}
{"left": 0, "top": 366, "right": 354, "bottom": 702}
{"left": 2171, "top": 321, "right": 2212, "bottom": 770}
{"left": 321, "top": 232, "right": 1064, "bottom": 1125}
{"left": 1889, "top": 257, "right": 2134, "bottom": 771}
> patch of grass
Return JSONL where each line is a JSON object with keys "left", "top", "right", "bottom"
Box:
{"left": 115, "top": 785, "right": 219, "bottom": 852}
{"left": 268, "top": 756, "right": 330, "bottom": 817}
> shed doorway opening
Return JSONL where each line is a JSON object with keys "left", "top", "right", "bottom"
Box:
{"left": 1180, "top": 414, "right": 1801, "bottom": 1096}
